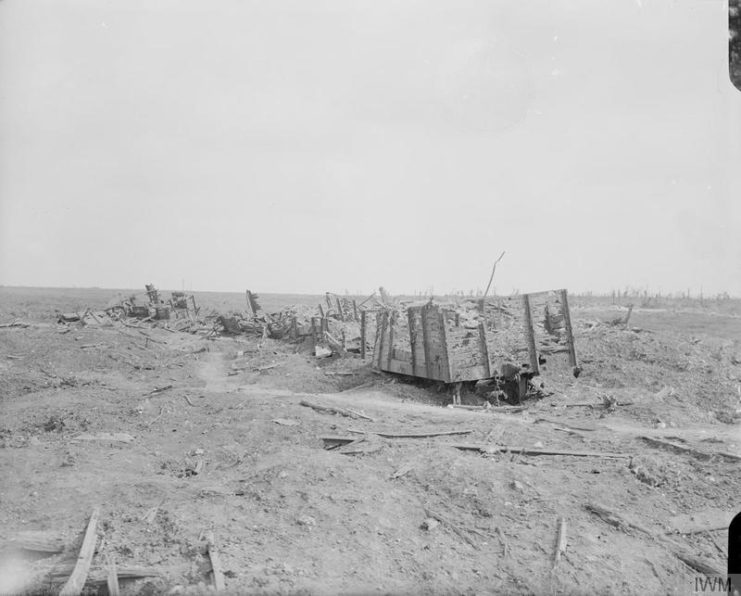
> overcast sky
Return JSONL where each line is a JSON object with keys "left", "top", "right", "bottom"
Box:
{"left": 1, "top": 0, "right": 739, "bottom": 296}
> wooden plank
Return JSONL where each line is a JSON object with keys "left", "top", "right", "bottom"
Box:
{"left": 206, "top": 531, "right": 226, "bottom": 591}
{"left": 478, "top": 321, "right": 491, "bottom": 378}
{"left": 522, "top": 294, "right": 540, "bottom": 374}
{"left": 420, "top": 306, "right": 432, "bottom": 378}
{"left": 335, "top": 296, "right": 344, "bottom": 321}
{"left": 407, "top": 309, "right": 418, "bottom": 376}
{"left": 360, "top": 310, "right": 367, "bottom": 360}
{"left": 560, "top": 289, "right": 578, "bottom": 369}
{"left": 59, "top": 507, "right": 100, "bottom": 596}
{"left": 353, "top": 300, "right": 358, "bottom": 321}
{"left": 438, "top": 310, "right": 452, "bottom": 383}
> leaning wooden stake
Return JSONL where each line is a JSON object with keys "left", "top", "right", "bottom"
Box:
{"left": 482, "top": 251, "right": 506, "bottom": 299}
{"left": 106, "top": 556, "right": 120, "bottom": 596}
{"left": 206, "top": 531, "right": 226, "bottom": 591}
{"left": 552, "top": 517, "right": 567, "bottom": 567}
{"left": 59, "top": 507, "right": 100, "bottom": 596}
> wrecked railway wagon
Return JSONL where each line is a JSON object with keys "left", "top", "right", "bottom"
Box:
{"left": 363, "top": 289, "right": 579, "bottom": 399}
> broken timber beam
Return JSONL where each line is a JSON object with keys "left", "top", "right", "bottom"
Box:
{"left": 300, "top": 400, "right": 374, "bottom": 421}
{"left": 585, "top": 503, "right": 724, "bottom": 579}
{"left": 640, "top": 436, "right": 741, "bottom": 462}
{"left": 59, "top": 507, "right": 100, "bottom": 596}
{"left": 453, "top": 444, "right": 630, "bottom": 458}
{"left": 348, "top": 428, "right": 473, "bottom": 439}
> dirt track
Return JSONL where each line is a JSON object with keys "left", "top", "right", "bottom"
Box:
{"left": 0, "top": 293, "right": 740, "bottom": 595}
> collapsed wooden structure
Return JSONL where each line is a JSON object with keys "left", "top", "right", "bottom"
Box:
{"left": 362, "top": 289, "right": 579, "bottom": 385}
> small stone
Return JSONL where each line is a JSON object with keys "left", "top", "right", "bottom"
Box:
{"left": 297, "top": 515, "right": 316, "bottom": 527}
{"left": 533, "top": 441, "right": 544, "bottom": 449}
{"left": 510, "top": 480, "right": 524, "bottom": 491}
{"left": 421, "top": 518, "right": 439, "bottom": 531}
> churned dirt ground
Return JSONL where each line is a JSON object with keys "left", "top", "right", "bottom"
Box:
{"left": 0, "top": 288, "right": 739, "bottom": 595}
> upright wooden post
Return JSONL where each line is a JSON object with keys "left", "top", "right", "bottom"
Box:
{"left": 352, "top": 300, "right": 358, "bottom": 321}
{"left": 420, "top": 305, "right": 432, "bottom": 378}
{"left": 335, "top": 297, "right": 344, "bottom": 321}
{"left": 438, "top": 309, "right": 452, "bottom": 383}
{"left": 560, "top": 289, "right": 578, "bottom": 369}
{"left": 360, "top": 310, "right": 367, "bottom": 360}
{"left": 522, "top": 294, "right": 540, "bottom": 374}
{"left": 478, "top": 321, "right": 491, "bottom": 378}
{"left": 386, "top": 311, "right": 395, "bottom": 369}
{"left": 407, "top": 309, "right": 418, "bottom": 376}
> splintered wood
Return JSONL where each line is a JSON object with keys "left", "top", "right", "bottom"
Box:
{"left": 59, "top": 507, "right": 100, "bottom": 596}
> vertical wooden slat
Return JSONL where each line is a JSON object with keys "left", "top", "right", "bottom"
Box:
{"left": 375, "top": 311, "right": 388, "bottom": 368}
{"left": 522, "top": 294, "right": 540, "bottom": 374}
{"left": 386, "top": 311, "right": 395, "bottom": 370}
{"left": 407, "top": 308, "right": 417, "bottom": 376}
{"left": 311, "top": 317, "right": 318, "bottom": 348}
{"left": 478, "top": 321, "right": 491, "bottom": 378}
{"left": 335, "top": 297, "right": 344, "bottom": 321}
{"left": 353, "top": 300, "right": 358, "bottom": 321}
{"left": 420, "top": 305, "right": 432, "bottom": 378}
{"left": 560, "top": 289, "right": 578, "bottom": 368}
{"left": 360, "top": 310, "right": 367, "bottom": 360}
{"left": 438, "top": 309, "right": 452, "bottom": 383}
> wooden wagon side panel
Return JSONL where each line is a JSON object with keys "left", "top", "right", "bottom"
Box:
{"left": 443, "top": 310, "right": 490, "bottom": 382}
{"left": 419, "top": 304, "right": 451, "bottom": 382}
{"left": 482, "top": 295, "right": 531, "bottom": 374}
{"left": 523, "top": 289, "right": 578, "bottom": 370}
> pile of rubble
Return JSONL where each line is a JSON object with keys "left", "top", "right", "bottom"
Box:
{"left": 55, "top": 286, "right": 384, "bottom": 358}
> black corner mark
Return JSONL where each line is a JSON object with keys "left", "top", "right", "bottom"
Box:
{"left": 730, "top": 511, "right": 741, "bottom": 592}
{"left": 732, "top": 0, "right": 741, "bottom": 91}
